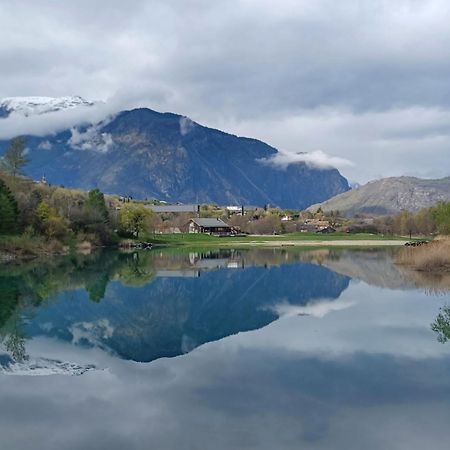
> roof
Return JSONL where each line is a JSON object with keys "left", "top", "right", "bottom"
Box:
{"left": 191, "top": 218, "right": 231, "bottom": 228}
{"left": 147, "top": 204, "right": 199, "bottom": 213}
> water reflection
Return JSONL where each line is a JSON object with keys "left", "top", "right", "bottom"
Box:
{"left": 0, "top": 249, "right": 350, "bottom": 367}
{"left": 1, "top": 248, "right": 450, "bottom": 449}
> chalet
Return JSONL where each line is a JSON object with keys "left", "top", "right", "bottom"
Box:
{"left": 188, "top": 218, "right": 233, "bottom": 235}
{"left": 316, "top": 226, "right": 336, "bottom": 234}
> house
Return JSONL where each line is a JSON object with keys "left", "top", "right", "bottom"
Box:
{"left": 188, "top": 218, "right": 233, "bottom": 235}
{"left": 299, "top": 218, "right": 331, "bottom": 232}
{"left": 316, "top": 226, "right": 336, "bottom": 234}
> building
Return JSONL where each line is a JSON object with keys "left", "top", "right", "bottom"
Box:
{"left": 316, "top": 226, "right": 336, "bottom": 234}
{"left": 147, "top": 204, "right": 200, "bottom": 214}
{"left": 188, "top": 218, "right": 233, "bottom": 235}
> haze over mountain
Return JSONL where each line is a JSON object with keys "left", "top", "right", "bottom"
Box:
{"left": 308, "top": 176, "right": 450, "bottom": 216}
{"left": 0, "top": 97, "right": 349, "bottom": 209}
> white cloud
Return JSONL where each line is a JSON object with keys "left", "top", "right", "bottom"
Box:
{"left": 1, "top": 1, "right": 450, "bottom": 181}
{"left": 69, "top": 125, "right": 114, "bottom": 153}
{"left": 179, "top": 116, "right": 196, "bottom": 136}
{"left": 260, "top": 150, "right": 354, "bottom": 171}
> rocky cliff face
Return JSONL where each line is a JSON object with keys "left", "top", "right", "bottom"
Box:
{"left": 0, "top": 107, "right": 349, "bottom": 208}
{"left": 308, "top": 176, "right": 450, "bottom": 215}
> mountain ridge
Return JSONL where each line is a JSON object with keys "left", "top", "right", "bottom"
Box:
{"left": 307, "top": 175, "right": 450, "bottom": 215}
{"left": 0, "top": 104, "right": 350, "bottom": 208}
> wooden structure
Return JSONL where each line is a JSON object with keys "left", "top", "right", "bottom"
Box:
{"left": 188, "top": 218, "right": 233, "bottom": 235}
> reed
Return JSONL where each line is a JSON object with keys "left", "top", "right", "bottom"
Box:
{"left": 396, "top": 237, "right": 450, "bottom": 272}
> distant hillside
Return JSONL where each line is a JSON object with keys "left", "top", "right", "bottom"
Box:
{"left": 307, "top": 176, "right": 450, "bottom": 216}
{"left": 0, "top": 102, "right": 349, "bottom": 209}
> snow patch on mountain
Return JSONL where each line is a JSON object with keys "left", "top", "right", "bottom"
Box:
{"left": 0, "top": 96, "right": 96, "bottom": 117}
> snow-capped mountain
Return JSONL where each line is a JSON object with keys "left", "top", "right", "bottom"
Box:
{"left": 0, "top": 96, "right": 95, "bottom": 117}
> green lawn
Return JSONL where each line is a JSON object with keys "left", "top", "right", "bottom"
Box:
{"left": 145, "top": 232, "right": 410, "bottom": 247}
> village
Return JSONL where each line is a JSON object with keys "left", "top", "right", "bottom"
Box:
{"left": 116, "top": 199, "right": 341, "bottom": 236}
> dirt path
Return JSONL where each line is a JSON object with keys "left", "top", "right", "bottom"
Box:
{"left": 244, "top": 240, "right": 408, "bottom": 247}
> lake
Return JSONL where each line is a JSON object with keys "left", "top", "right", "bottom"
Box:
{"left": 1, "top": 247, "right": 450, "bottom": 449}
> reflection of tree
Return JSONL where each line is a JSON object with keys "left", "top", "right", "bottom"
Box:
{"left": 117, "top": 252, "right": 156, "bottom": 287}
{"left": 85, "top": 272, "right": 109, "bottom": 302}
{"left": 5, "top": 330, "right": 28, "bottom": 362}
{"left": 0, "top": 279, "right": 29, "bottom": 362}
{"left": 431, "top": 306, "right": 450, "bottom": 343}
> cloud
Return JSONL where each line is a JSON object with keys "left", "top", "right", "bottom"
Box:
{"left": 68, "top": 124, "right": 114, "bottom": 153}
{"left": 220, "top": 106, "right": 450, "bottom": 182}
{"left": 1, "top": 1, "right": 450, "bottom": 181}
{"left": 179, "top": 116, "right": 196, "bottom": 136}
{"left": 0, "top": 102, "right": 118, "bottom": 140}
{"left": 260, "top": 149, "right": 354, "bottom": 170}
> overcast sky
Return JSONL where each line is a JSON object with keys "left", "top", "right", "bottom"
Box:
{"left": 1, "top": 0, "right": 450, "bottom": 183}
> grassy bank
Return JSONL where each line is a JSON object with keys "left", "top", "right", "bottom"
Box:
{"left": 396, "top": 237, "right": 450, "bottom": 272}
{"left": 0, "top": 231, "right": 415, "bottom": 263}
{"left": 147, "top": 232, "right": 409, "bottom": 247}
{"left": 0, "top": 234, "right": 96, "bottom": 262}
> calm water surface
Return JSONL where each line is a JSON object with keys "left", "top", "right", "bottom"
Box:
{"left": 1, "top": 248, "right": 450, "bottom": 449}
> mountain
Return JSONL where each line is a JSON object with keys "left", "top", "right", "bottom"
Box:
{"left": 0, "top": 96, "right": 95, "bottom": 117}
{"left": 0, "top": 100, "right": 349, "bottom": 208}
{"left": 308, "top": 176, "right": 450, "bottom": 216}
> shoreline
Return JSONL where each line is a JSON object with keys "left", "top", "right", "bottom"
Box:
{"left": 0, "top": 236, "right": 412, "bottom": 264}
{"left": 211, "top": 239, "right": 409, "bottom": 247}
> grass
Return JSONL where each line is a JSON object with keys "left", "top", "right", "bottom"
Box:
{"left": 0, "top": 234, "right": 60, "bottom": 260}
{"left": 145, "top": 232, "right": 409, "bottom": 247}
{"left": 396, "top": 237, "right": 450, "bottom": 272}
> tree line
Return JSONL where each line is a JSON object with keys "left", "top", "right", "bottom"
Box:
{"left": 0, "top": 137, "right": 156, "bottom": 252}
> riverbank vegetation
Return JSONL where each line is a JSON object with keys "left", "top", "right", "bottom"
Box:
{"left": 397, "top": 237, "right": 450, "bottom": 273}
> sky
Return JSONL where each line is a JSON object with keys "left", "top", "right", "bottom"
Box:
{"left": 1, "top": 0, "right": 450, "bottom": 183}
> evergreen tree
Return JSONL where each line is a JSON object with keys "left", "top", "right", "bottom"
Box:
{"left": 0, "top": 179, "right": 18, "bottom": 234}
{"left": 86, "top": 188, "right": 109, "bottom": 222}
{"left": 1, "top": 136, "right": 29, "bottom": 177}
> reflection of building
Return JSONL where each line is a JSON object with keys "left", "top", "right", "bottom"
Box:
{"left": 188, "top": 250, "right": 244, "bottom": 270}
{"left": 188, "top": 218, "right": 232, "bottom": 235}
{"left": 156, "top": 270, "right": 200, "bottom": 278}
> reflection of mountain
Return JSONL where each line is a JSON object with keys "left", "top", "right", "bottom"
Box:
{"left": 27, "top": 263, "right": 349, "bottom": 362}
{"left": 303, "top": 249, "right": 416, "bottom": 290}
{"left": 0, "top": 353, "right": 96, "bottom": 376}
{"left": 0, "top": 250, "right": 350, "bottom": 364}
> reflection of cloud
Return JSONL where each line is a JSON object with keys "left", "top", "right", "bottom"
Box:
{"left": 37, "top": 140, "right": 52, "bottom": 150}
{"left": 70, "top": 319, "right": 115, "bottom": 351}
{"left": 269, "top": 298, "right": 354, "bottom": 318}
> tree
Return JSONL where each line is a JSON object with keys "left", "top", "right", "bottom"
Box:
{"left": 85, "top": 188, "right": 109, "bottom": 223}
{"left": 432, "top": 202, "right": 450, "bottom": 235}
{"left": 36, "top": 201, "right": 70, "bottom": 240}
{"left": 431, "top": 306, "right": 450, "bottom": 343}
{"left": 1, "top": 137, "right": 29, "bottom": 177}
{"left": 0, "top": 179, "right": 18, "bottom": 234}
{"left": 119, "top": 204, "right": 155, "bottom": 238}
